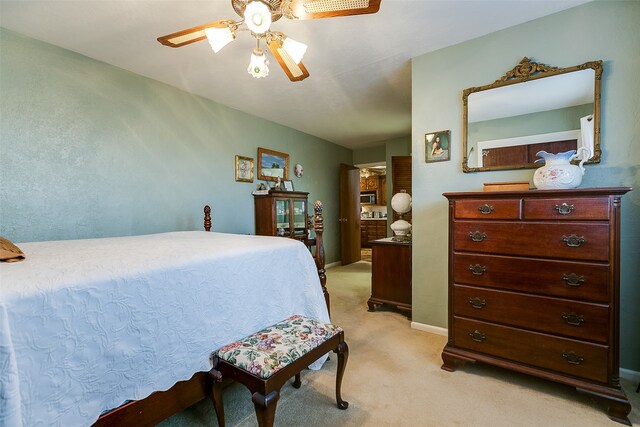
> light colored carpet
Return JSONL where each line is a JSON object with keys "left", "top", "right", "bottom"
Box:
{"left": 161, "top": 261, "right": 639, "bottom": 426}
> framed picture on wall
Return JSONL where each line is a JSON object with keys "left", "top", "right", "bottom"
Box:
{"left": 235, "top": 155, "right": 254, "bottom": 182}
{"left": 257, "top": 147, "right": 289, "bottom": 181}
{"left": 425, "top": 130, "right": 451, "bottom": 163}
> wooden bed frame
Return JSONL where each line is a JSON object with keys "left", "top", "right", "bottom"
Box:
{"left": 94, "top": 203, "right": 329, "bottom": 426}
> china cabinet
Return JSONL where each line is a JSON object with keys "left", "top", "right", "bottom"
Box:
{"left": 254, "top": 190, "right": 309, "bottom": 242}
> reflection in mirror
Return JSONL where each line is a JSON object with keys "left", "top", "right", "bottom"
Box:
{"left": 462, "top": 58, "right": 602, "bottom": 172}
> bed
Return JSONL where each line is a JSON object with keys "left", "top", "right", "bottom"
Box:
{"left": 0, "top": 205, "right": 329, "bottom": 426}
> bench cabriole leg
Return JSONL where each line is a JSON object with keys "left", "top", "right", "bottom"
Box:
{"left": 209, "top": 364, "right": 225, "bottom": 427}
{"left": 292, "top": 372, "right": 302, "bottom": 388}
{"left": 252, "top": 390, "right": 280, "bottom": 427}
{"left": 334, "top": 339, "right": 349, "bottom": 409}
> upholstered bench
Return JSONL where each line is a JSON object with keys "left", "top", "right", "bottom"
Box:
{"left": 209, "top": 315, "right": 349, "bottom": 427}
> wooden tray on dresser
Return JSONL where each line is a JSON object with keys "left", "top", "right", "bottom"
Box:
{"left": 441, "top": 187, "right": 632, "bottom": 425}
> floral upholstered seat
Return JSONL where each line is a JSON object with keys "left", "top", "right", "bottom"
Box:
{"left": 214, "top": 315, "right": 343, "bottom": 379}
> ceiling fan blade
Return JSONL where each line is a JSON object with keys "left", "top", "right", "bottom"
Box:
{"left": 157, "top": 20, "right": 235, "bottom": 48}
{"left": 286, "top": 0, "right": 381, "bottom": 20}
{"left": 267, "top": 37, "right": 310, "bottom": 82}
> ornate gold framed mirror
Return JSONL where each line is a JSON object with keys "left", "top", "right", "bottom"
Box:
{"left": 462, "top": 57, "right": 603, "bottom": 173}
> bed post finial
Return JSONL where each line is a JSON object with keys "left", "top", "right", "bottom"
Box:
{"left": 204, "top": 205, "right": 211, "bottom": 232}
{"left": 313, "top": 200, "right": 329, "bottom": 315}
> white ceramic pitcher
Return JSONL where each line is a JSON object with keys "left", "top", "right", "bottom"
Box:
{"left": 533, "top": 147, "right": 590, "bottom": 190}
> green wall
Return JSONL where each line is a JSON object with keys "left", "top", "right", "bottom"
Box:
{"left": 0, "top": 28, "right": 352, "bottom": 263}
{"left": 353, "top": 144, "right": 385, "bottom": 165}
{"left": 411, "top": 1, "right": 640, "bottom": 371}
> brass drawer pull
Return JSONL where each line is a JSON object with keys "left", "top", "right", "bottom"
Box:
{"left": 469, "top": 330, "right": 486, "bottom": 342}
{"left": 468, "top": 297, "right": 486, "bottom": 309}
{"left": 562, "top": 312, "right": 585, "bottom": 326}
{"left": 469, "top": 231, "right": 487, "bottom": 242}
{"left": 562, "top": 351, "right": 584, "bottom": 365}
{"left": 562, "top": 273, "right": 586, "bottom": 287}
{"left": 469, "top": 264, "right": 487, "bottom": 276}
{"left": 478, "top": 204, "right": 494, "bottom": 215}
{"left": 555, "top": 203, "right": 575, "bottom": 215}
{"left": 562, "top": 234, "right": 585, "bottom": 247}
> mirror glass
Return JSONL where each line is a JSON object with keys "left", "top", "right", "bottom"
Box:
{"left": 462, "top": 58, "right": 602, "bottom": 172}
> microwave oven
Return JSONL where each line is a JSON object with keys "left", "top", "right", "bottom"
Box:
{"left": 360, "top": 192, "right": 376, "bottom": 205}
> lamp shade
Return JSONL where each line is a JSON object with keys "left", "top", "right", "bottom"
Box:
{"left": 282, "top": 37, "right": 307, "bottom": 64}
{"left": 390, "top": 190, "right": 412, "bottom": 240}
{"left": 204, "top": 26, "right": 235, "bottom": 53}
{"left": 244, "top": 1, "right": 272, "bottom": 34}
{"left": 247, "top": 49, "right": 269, "bottom": 78}
{"left": 391, "top": 191, "right": 412, "bottom": 215}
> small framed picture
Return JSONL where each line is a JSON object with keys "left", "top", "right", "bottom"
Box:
{"left": 425, "top": 130, "right": 451, "bottom": 163}
{"left": 283, "top": 180, "right": 294, "bottom": 191}
{"left": 235, "top": 155, "right": 254, "bottom": 182}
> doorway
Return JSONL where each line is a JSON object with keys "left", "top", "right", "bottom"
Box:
{"left": 355, "top": 162, "right": 388, "bottom": 260}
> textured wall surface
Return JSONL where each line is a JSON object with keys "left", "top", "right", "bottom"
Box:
{"left": 411, "top": 1, "right": 640, "bottom": 370}
{"left": 0, "top": 29, "right": 352, "bottom": 263}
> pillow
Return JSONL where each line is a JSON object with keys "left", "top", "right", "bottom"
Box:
{"left": 0, "top": 236, "right": 25, "bottom": 262}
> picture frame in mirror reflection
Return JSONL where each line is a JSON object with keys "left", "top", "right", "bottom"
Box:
{"left": 425, "top": 130, "right": 451, "bottom": 163}
{"left": 235, "top": 155, "right": 254, "bottom": 183}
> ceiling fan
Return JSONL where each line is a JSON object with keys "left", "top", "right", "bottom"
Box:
{"left": 157, "top": 0, "right": 382, "bottom": 81}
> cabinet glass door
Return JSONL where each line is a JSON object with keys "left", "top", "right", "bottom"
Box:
{"left": 275, "top": 199, "right": 291, "bottom": 237}
{"left": 293, "top": 200, "right": 307, "bottom": 238}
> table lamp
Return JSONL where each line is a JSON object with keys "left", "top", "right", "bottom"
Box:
{"left": 390, "top": 190, "right": 412, "bottom": 242}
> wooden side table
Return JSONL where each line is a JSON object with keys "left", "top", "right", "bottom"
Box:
{"left": 367, "top": 238, "right": 412, "bottom": 319}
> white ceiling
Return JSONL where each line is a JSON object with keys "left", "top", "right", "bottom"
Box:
{"left": 0, "top": 0, "right": 590, "bottom": 149}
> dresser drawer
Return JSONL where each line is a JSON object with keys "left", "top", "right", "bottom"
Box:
{"left": 453, "top": 253, "right": 609, "bottom": 302}
{"left": 454, "top": 199, "right": 521, "bottom": 219}
{"left": 453, "top": 317, "right": 609, "bottom": 383}
{"left": 524, "top": 197, "right": 610, "bottom": 220}
{"left": 453, "top": 285, "right": 609, "bottom": 343}
{"left": 454, "top": 221, "right": 610, "bottom": 261}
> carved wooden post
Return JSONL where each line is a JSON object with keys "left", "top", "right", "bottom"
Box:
{"left": 204, "top": 205, "right": 211, "bottom": 232}
{"left": 313, "top": 200, "right": 330, "bottom": 315}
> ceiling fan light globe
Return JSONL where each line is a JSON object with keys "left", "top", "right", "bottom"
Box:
{"left": 248, "top": 49, "right": 269, "bottom": 78}
{"left": 282, "top": 37, "right": 307, "bottom": 64}
{"left": 204, "top": 26, "right": 235, "bottom": 53}
{"left": 244, "top": 1, "right": 272, "bottom": 34}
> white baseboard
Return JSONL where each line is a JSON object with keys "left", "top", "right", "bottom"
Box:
{"left": 411, "top": 321, "right": 448, "bottom": 337}
{"left": 620, "top": 368, "right": 640, "bottom": 383}
{"left": 325, "top": 261, "right": 341, "bottom": 269}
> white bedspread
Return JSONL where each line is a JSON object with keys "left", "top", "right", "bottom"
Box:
{"left": 0, "top": 231, "right": 329, "bottom": 426}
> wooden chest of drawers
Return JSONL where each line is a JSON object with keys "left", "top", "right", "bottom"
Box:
{"left": 441, "top": 187, "right": 632, "bottom": 425}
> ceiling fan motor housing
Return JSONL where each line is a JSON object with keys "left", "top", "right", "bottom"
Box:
{"left": 232, "top": 0, "right": 284, "bottom": 22}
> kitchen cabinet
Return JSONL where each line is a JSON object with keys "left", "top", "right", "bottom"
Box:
{"left": 360, "top": 219, "right": 387, "bottom": 248}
